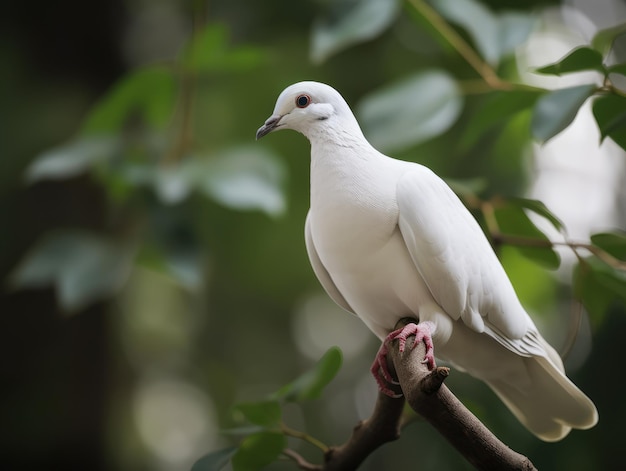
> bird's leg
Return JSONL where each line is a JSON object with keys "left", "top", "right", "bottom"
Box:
{"left": 370, "top": 321, "right": 436, "bottom": 398}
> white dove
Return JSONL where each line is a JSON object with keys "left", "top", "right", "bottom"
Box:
{"left": 256, "top": 81, "right": 598, "bottom": 441}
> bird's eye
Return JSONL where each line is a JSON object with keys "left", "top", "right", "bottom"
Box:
{"left": 296, "top": 94, "right": 311, "bottom": 108}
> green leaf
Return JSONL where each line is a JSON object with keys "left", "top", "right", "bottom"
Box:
{"left": 220, "top": 425, "right": 266, "bottom": 436}
{"left": 431, "top": 0, "right": 499, "bottom": 64}
{"left": 10, "top": 230, "right": 135, "bottom": 312}
{"left": 591, "top": 232, "right": 626, "bottom": 260}
{"left": 445, "top": 177, "right": 487, "bottom": 199}
{"left": 404, "top": 0, "right": 454, "bottom": 54}
{"left": 231, "top": 432, "right": 286, "bottom": 471}
{"left": 272, "top": 347, "right": 343, "bottom": 402}
{"left": 311, "top": 0, "right": 400, "bottom": 63}
{"left": 136, "top": 244, "right": 203, "bottom": 290}
{"left": 357, "top": 70, "right": 462, "bottom": 152}
{"left": 422, "top": 1, "right": 535, "bottom": 64}
{"left": 573, "top": 260, "right": 612, "bottom": 327}
{"left": 509, "top": 197, "right": 565, "bottom": 233}
{"left": 591, "top": 22, "right": 626, "bottom": 57}
{"left": 499, "top": 246, "right": 557, "bottom": 315}
{"left": 82, "top": 66, "right": 176, "bottom": 135}
{"left": 26, "top": 137, "right": 119, "bottom": 182}
{"left": 592, "top": 94, "right": 626, "bottom": 152}
{"left": 197, "top": 146, "right": 287, "bottom": 217}
{"left": 573, "top": 257, "right": 626, "bottom": 327}
{"left": 153, "top": 165, "right": 194, "bottom": 205}
{"left": 182, "top": 24, "right": 265, "bottom": 72}
{"left": 105, "top": 161, "right": 195, "bottom": 205}
{"left": 183, "top": 24, "right": 226, "bottom": 67}
{"left": 534, "top": 47, "right": 605, "bottom": 76}
{"left": 607, "top": 63, "right": 626, "bottom": 77}
{"left": 494, "top": 204, "right": 560, "bottom": 269}
{"left": 93, "top": 160, "right": 192, "bottom": 205}
{"left": 234, "top": 400, "right": 282, "bottom": 427}
{"left": 531, "top": 84, "right": 597, "bottom": 143}
{"left": 191, "top": 447, "right": 238, "bottom": 471}
{"left": 495, "top": 12, "right": 537, "bottom": 59}
{"left": 461, "top": 89, "right": 544, "bottom": 149}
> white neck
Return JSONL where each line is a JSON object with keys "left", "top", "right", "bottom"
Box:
{"left": 307, "top": 119, "right": 390, "bottom": 216}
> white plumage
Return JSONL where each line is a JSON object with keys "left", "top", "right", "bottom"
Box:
{"left": 256, "top": 81, "right": 598, "bottom": 441}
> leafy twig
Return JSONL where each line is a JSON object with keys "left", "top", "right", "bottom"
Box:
{"left": 491, "top": 231, "right": 626, "bottom": 271}
{"left": 477, "top": 199, "right": 626, "bottom": 271}
{"left": 281, "top": 423, "right": 329, "bottom": 453}
{"left": 407, "top": 0, "right": 511, "bottom": 90}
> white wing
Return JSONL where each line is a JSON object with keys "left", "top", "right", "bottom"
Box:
{"left": 396, "top": 167, "right": 542, "bottom": 356}
{"left": 305, "top": 211, "right": 356, "bottom": 315}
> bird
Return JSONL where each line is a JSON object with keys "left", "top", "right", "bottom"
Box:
{"left": 256, "top": 81, "right": 598, "bottom": 441}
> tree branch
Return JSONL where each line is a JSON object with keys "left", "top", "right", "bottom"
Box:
{"left": 388, "top": 320, "right": 536, "bottom": 470}
{"left": 472, "top": 198, "right": 626, "bottom": 271}
{"left": 284, "top": 448, "right": 323, "bottom": 471}
{"left": 322, "top": 389, "right": 405, "bottom": 470}
{"left": 321, "top": 319, "right": 536, "bottom": 470}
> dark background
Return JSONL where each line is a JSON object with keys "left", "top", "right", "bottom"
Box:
{"left": 1, "top": 1, "right": 624, "bottom": 470}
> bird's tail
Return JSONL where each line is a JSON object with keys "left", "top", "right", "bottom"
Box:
{"left": 485, "top": 343, "right": 598, "bottom": 441}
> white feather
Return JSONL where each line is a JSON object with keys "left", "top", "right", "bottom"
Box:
{"left": 258, "top": 81, "right": 598, "bottom": 441}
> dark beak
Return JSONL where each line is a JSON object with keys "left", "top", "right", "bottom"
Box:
{"left": 256, "top": 115, "right": 282, "bottom": 140}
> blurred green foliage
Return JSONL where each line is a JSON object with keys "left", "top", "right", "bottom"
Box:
{"left": 2, "top": 0, "right": 626, "bottom": 470}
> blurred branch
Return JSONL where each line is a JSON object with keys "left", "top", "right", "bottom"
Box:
{"left": 471, "top": 198, "right": 626, "bottom": 271}
{"left": 284, "top": 449, "right": 322, "bottom": 471}
{"left": 281, "top": 391, "right": 404, "bottom": 471}
{"left": 317, "top": 319, "right": 536, "bottom": 470}
{"left": 494, "top": 233, "right": 626, "bottom": 270}
{"left": 164, "top": 70, "right": 195, "bottom": 164}
{"left": 407, "top": 0, "right": 511, "bottom": 91}
{"left": 164, "top": 10, "right": 205, "bottom": 164}
{"left": 281, "top": 423, "right": 329, "bottom": 452}
{"left": 600, "top": 76, "right": 626, "bottom": 98}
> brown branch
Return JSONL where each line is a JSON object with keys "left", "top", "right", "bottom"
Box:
{"left": 283, "top": 448, "right": 322, "bottom": 471}
{"left": 321, "top": 319, "right": 536, "bottom": 470}
{"left": 407, "top": 0, "right": 511, "bottom": 91}
{"left": 322, "top": 391, "right": 405, "bottom": 470}
{"left": 388, "top": 320, "right": 536, "bottom": 471}
{"left": 491, "top": 232, "right": 626, "bottom": 270}
{"left": 473, "top": 199, "right": 626, "bottom": 271}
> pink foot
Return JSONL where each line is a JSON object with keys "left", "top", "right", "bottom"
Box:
{"left": 370, "top": 321, "right": 436, "bottom": 398}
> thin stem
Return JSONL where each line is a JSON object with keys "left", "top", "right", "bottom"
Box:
{"left": 163, "top": 11, "right": 204, "bottom": 164}
{"left": 407, "top": 0, "right": 510, "bottom": 90}
{"left": 470, "top": 197, "right": 626, "bottom": 270}
{"left": 490, "top": 232, "right": 626, "bottom": 270}
{"left": 560, "top": 300, "right": 583, "bottom": 360}
{"left": 282, "top": 449, "right": 322, "bottom": 471}
{"left": 457, "top": 79, "right": 496, "bottom": 95}
{"left": 280, "top": 423, "right": 329, "bottom": 453}
{"left": 480, "top": 200, "right": 500, "bottom": 238}
{"left": 459, "top": 79, "right": 547, "bottom": 95}
{"left": 605, "top": 82, "right": 626, "bottom": 98}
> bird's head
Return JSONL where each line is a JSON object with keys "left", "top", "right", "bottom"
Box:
{"left": 256, "top": 81, "right": 361, "bottom": 141}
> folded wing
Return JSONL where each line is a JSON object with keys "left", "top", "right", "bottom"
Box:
{"left": 396, "top": 167, "right": 542, "bottom": 357}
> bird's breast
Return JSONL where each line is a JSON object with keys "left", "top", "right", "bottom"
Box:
{"left": 308, "top": 168, "right": 433, "bottom": 338}
{"left": 309, "top": 167, "right": 398, "bottom": 261}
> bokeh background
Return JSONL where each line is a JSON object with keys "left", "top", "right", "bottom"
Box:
{"left": 1, "top": 0, "right": 625, "bottom": 470}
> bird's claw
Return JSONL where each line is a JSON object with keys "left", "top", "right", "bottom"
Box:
{"left": 370, "top": 321, "right": 436, "bottom": 397}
